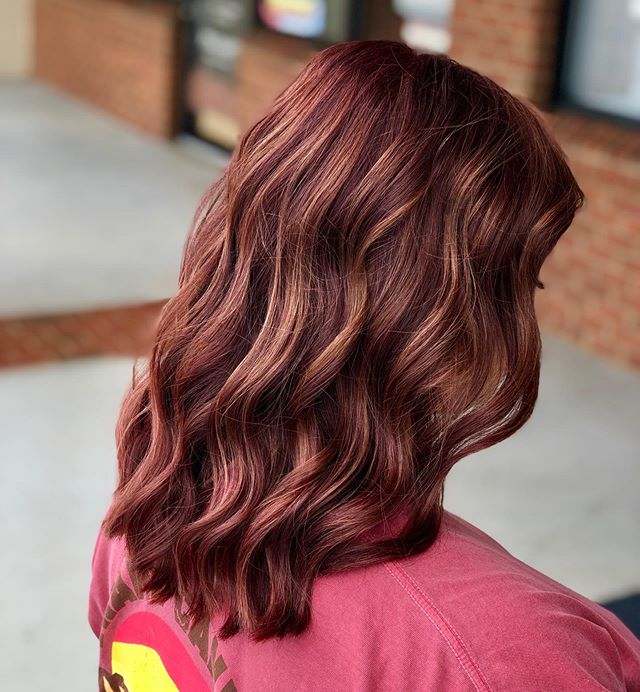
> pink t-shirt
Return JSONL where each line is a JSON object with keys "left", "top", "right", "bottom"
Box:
{"left": 88, "top": 507, "right": 640, "bottom": 691}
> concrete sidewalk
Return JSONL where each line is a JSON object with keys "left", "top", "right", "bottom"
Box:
{"left": 0, "top": 80, "right": 227, "bottom": 318}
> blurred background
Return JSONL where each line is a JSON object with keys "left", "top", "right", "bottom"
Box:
{"left": 0, "top": 0, "right": 638, "bottom": 689}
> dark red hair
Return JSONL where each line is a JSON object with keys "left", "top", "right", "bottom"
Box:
{"left": 103, "top": 40, "right": 583, "bottom": 641}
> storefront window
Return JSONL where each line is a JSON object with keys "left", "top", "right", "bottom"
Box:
{"left": 558, "top": 0, "right": 640, "bottom": 123}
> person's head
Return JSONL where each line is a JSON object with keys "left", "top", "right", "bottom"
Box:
{"left": 104, "top": 40, "right": 583, "bottom": 640}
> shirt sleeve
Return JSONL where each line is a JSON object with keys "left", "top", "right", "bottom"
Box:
{"left": 481, "top": 590, "right": 640, "bottom": 692}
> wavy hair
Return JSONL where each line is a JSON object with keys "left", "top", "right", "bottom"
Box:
{"left": 103, "top": 40, "right": 584, "bottom": 640}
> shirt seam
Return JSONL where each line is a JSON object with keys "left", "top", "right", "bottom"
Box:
{"left": 384, "top": 559, "right": 493, "bottom": 692}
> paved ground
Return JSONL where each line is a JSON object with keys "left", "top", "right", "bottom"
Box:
{"left": 0, "top": 80, "right": 227, "bottom": 318}
{"left": 0, "top": 357, "right": 129, "bottom": 690}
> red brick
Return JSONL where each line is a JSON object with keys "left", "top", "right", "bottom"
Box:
{"left": 34, "top": 0, "right": 181, "bottom": 138}
{"left": 0, "top": 302, "right": 165, "bottom": 368}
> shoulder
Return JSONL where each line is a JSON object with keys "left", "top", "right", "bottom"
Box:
{"left": 384, "top": 510, "right": 640, "bottom": 691}
{"left": 88, "top": 520, "right": 127, "bottom": 638}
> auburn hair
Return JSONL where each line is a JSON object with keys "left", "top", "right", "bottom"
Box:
{"left": 103, "top": 40, "right": 584, "bottom": 641}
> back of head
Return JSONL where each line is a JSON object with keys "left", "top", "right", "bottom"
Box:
{"left": 104, "top": 40, "right": 583, "bottom": 641}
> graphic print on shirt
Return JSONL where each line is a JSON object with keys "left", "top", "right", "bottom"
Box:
{"left": 99, "top": 573, "right": 237, "bottom": 692}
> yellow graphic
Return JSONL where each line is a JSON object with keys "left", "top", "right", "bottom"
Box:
{"left": 111, "top": 642, "right": 178, "bottom": 692}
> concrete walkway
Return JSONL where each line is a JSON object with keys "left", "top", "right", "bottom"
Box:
{"left": 0, "top": 80, "right": 227, "bottom": 318}
{"left": 0, "top": 357, "right": 128, "bottom": 690}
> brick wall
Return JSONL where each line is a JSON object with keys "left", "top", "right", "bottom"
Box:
{"left": 537, "top": 116, "right": 640, "bottom": 368}
{"left": 34, "top": 0, "right": 181, "bottom": 137}
{"left": 450, "top": 0, "right": 562, "bottom": 104}
{"left": 449, "top": 0, "right": 640, "bottom": 370}
{"left": 0, "top": 302, "right": 163, "bottom": 367}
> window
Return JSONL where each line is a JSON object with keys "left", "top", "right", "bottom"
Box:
{"left": 558, "top": 0, "right": 640, "bottom": 123}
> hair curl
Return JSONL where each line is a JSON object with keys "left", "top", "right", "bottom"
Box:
{"left": 103, "top": 40, "right": 584, "bottom": 640}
